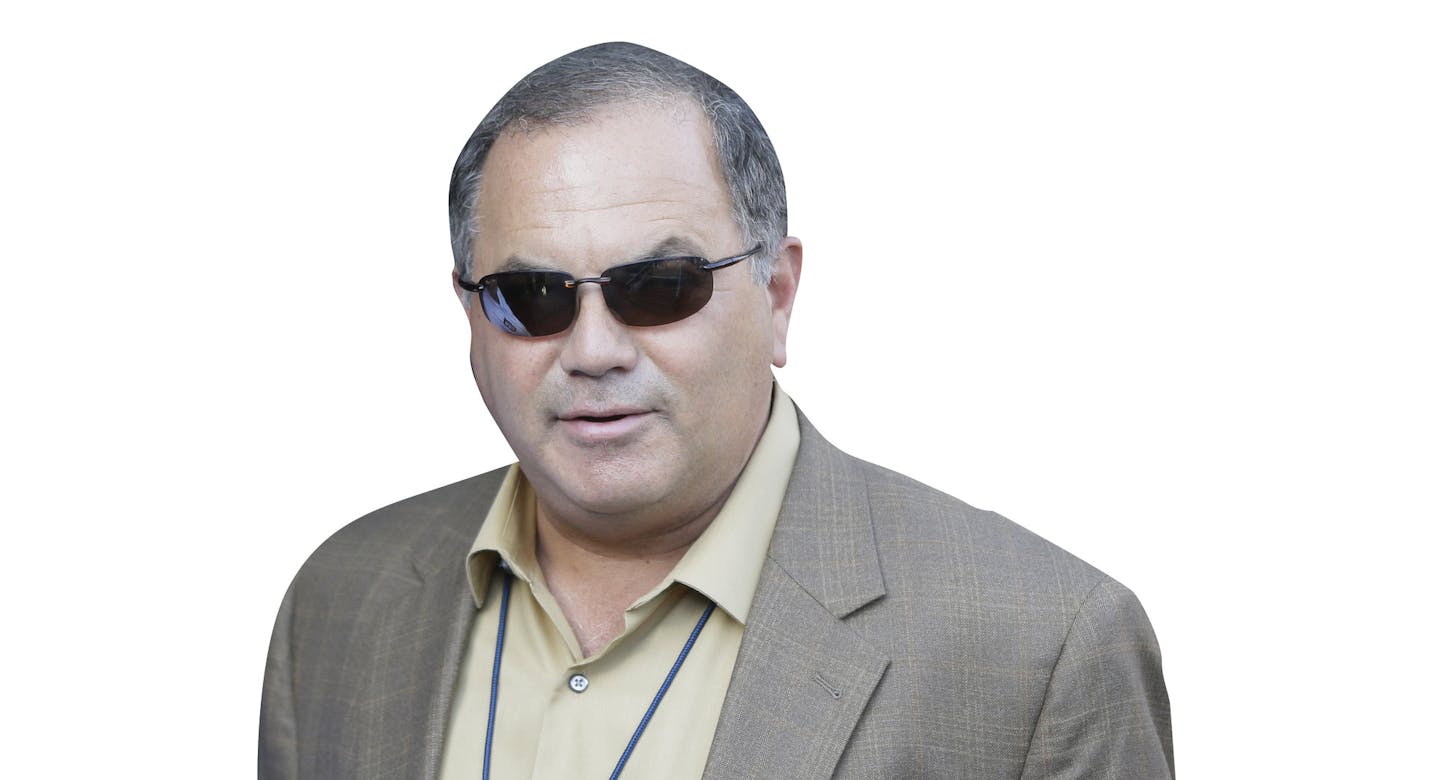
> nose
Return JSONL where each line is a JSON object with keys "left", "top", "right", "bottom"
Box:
{"left": 557, "top": 285, "right": 640, "bottom": 377}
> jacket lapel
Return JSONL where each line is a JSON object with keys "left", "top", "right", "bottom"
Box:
{"left": 413, "top": 553, "right": 481, "bottom": 779}
{"left": 340, "top": 474, "right": 498, "bottom": 780}
{"left": 704, "top": 412, "right": 890, "bottom": 778}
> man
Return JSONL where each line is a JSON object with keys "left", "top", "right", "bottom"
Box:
{"left": 260, "top": 42, "right": 1173, "bottom": 779}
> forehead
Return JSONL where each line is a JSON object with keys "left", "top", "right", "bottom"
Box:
{"left": 471, "top": 101, "right": 738, "bottom": 268}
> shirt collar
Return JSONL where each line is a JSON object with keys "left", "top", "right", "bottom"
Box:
{"left": 465, "top": 383, "right": 800, "bottom": 625}
{"left": 465, "top": 465, "right": 538, "bottom": 608}
{"left": 660, "top": 385, "right": 798, "bottom": 623}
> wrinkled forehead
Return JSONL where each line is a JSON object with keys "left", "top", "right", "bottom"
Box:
{"left": 469, "top": 101, "right": 740, "bottom": 271}
{"left": 481, "top": 98, "right": 720, "bottom": 193}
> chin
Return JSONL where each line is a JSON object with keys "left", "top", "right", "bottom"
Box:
{"left": 570, "top": 472, "right": 670, "bottom": 513}
{"left": 540, "top": 454, "right": 678, "bottom": 513}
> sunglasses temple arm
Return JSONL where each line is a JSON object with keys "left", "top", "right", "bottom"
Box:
{"left": 700, "top": 243, "right": 763, "bottom": 271}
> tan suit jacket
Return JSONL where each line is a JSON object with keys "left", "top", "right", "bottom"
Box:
{"left": 260, "top": 411, "right": 1173, "bottom": 778}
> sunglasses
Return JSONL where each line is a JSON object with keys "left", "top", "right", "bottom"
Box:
{"left": 457, "top": 244, "right": 762, "bottom": 337}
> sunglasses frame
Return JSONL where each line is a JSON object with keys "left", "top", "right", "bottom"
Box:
{"left": 457, "top": 243, "right": 762, "bottom": 337}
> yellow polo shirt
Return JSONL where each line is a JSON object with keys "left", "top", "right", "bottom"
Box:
{"left": 438, "top": 386, "right": 799, "bottom": 779}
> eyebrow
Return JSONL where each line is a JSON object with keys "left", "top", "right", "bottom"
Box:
{"left": 636, "top": 236, "right": 708, "bottom": 260}
{"left": 494, "top": 236, "right": 710, "bottom": 274}
{"left": 493, "top": 257, "right": 551, "bottom": 273}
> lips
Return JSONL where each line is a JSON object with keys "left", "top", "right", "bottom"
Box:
{"left": 556, "top": 407, "right": 655, "bottom": 442}
{"left": 572, "top": 413, "right": 627, "bottom": 423}
{"left": 558, "top": 406, "right": 650, "bottom": 422}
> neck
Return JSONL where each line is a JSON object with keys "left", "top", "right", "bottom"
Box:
{"left": 533, "top": 497, "right": 724, "bottom": 657}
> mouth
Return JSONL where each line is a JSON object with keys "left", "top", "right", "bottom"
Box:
{"left": 559, "top": 405, "right": 651, "bottom": 421}
{"left": 556, "top": 407, "right": 655, "bottom": 441}
{"left": 573, "top": 413, "right": 629, "bottom": 423}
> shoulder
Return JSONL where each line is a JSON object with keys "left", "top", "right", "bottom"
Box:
{"left": 287, "top": 467, "right": 509, "bottom": 596}
{"left": 804, "top": 439, "right": 1172, "bottom": 774}
{"left": 812, "top": 439, "right": 1162, "bottom": 683}
{"left": 856, "top": 454, "right": 1161, "bottom": 664}
{"left": 853, "top": 456, "right": 1111, "bottom": 605}
{"left": 785, "top": 409, "right": 1122, "bottom": 618}
{"left": 261, "top": 468, "right": 511, "bottom": 777}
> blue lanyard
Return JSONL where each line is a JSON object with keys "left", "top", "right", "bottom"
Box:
{"left": 482, "top": 571, "right": 717, "bottom": 780}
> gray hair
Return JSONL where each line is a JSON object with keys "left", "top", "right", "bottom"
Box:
{"left": 448, "top": 42, "right": 787, "bottom": 286}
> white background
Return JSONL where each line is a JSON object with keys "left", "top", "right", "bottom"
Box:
{"left": 3, "top": 1, "right": 1436, "bottom": 776}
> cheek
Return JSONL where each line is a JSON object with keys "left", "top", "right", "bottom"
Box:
{"left": 470, "top": 333, "right": 524, "bottom": 408}
{"left": 472, "top": 333, "right": 561, "bottom": 409}
{"left": 666, "top": 310, "right": 774, "bottom": 405}
{"left": 467, "top": 330, "right": 495, "bottom": 396}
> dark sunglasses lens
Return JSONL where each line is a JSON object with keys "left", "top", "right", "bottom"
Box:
{"left": 481, "top": 271, "right": 575, "bottom": 337}
{"left": 603, "top": 259, "right": 713, "bottom": 327}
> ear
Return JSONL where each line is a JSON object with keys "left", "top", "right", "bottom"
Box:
{"left": 766, "top": 236, "right": 802, "bottom": 368}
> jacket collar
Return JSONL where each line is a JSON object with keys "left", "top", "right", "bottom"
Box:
{"left": 763, "top": 409, "right": 887, "bottom": 618}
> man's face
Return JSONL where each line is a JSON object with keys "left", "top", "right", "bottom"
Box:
{"left": 460, "top": 101, "right": 799, "bottom": 540}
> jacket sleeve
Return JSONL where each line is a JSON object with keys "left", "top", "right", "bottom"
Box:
{"left": 259, "top": 580, "right": 300, "bottom": 780}
{"left": 1020, "top": 578, "right": 1174, "bottom": 779}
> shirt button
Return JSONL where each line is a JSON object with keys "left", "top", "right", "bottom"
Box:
{"left": 568, "top": 674, "right": 589, "bottom": 693}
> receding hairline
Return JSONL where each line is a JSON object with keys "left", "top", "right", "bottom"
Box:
{"left": 473, "top": 96, "right": 730, "bottom": 204}
{"left": 469, "top": 99, "right": 743, "bottom": 270}
{"left": 501, "top": 84, "right": 705, "bottom": 130}
{"left": 449, "top": 41, "right": 788, "bottom": 286}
